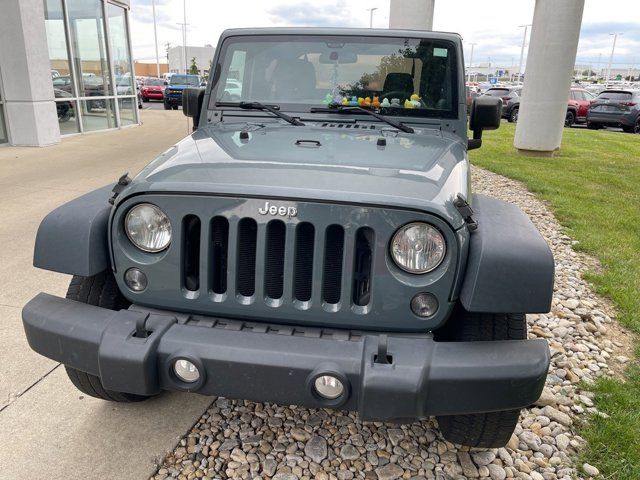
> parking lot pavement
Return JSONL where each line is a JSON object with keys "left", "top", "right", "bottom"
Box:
{"left": 141, "top": 100, "right": 180, "bottom": 111}
{"left": 0, "top": 110, "right": 210, "bottom": 480}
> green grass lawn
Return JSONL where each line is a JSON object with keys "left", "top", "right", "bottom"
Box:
{"left": 470, "top": 123, "right": 640, "bottom": 479}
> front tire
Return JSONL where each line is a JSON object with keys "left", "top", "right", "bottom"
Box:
{"left": 434, "top": 307, "right": 527, "bottom": 448}
{"left": 63, "top": 272, "right": 151, "bottom": 403}
{"left": 587, "top": 121, "right": 600, "bottom": 130}
{"left": 564, "top": 110, "right": 575, "bottom": 127}
{"left": 622, "top": 118, "right": 640, "bottom": 134}
{"left": 163, "top": 101, "right": 171, "bottom": 110}
{"left": 508, "top": 107, "right": 519, "bottom": 123}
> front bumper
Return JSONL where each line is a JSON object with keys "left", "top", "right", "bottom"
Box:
{"left": 23, "top": 293, "right": 549, "bottom": 422}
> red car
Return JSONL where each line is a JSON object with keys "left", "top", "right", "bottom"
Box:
{"left": 140, "top": 77, "right": 166, "bottom": 102}
{"left": 568, "top": 87, "right": 596, "bottom": 124}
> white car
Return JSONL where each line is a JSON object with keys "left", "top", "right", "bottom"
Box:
{"left": 224, "top": 80, "right": 242, "bottom": 101}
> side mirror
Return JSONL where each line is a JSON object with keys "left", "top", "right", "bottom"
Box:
{"left": 468, "top": 97, "right": 502, "bottom": 150}
{"left": 182, "top": 87, "right": 205, "bottom": 130}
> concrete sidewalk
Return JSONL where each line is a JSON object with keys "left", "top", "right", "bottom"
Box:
{"left": 0, "top": 111, "right": 211, "bottom": 480}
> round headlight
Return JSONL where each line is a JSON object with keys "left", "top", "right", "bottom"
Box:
{"left": 125, "top": 203, "right": 172, "bottom": 252}
{"left": 390, "top": 222, "right": 445, "bottom": 274}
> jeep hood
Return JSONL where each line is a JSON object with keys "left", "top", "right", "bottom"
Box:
{"left": 124, "top": 122, "right": 469, "bottom": 228}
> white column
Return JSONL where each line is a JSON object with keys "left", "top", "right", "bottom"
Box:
{"left": 389, "top": 0, "right": 435, "bottom": 31}
{"left": 514, "top": 0, "right": 584, "bottom": 155}
{"left": 0, "top": 0, "right": 60, "bottom": 146}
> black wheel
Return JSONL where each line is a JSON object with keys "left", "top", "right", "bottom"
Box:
{"left": 508, "top": 107, "right": 519, "bottom": 123}
{"left": 622, "top": 118, "right": 640, "bottom": 134}
{"left": 587, "top": 121, "right": 600, "bottom": 130}
{"left": 63, "top": 272, "right": 151, "bottom": 403}
{"left": 164, "top": 102, "right": 171, "bottom": 110}
{"left": 172, "top": 105, "right": 179, "bottom": 110}
{"left": 564, "top": 110, "right": 575, "bottom": 127}
{"left": 434, "top": 306, "right": 526, "bottom": 448}
{"left": 143, "top": 97, "right": 149, "bottom": 103}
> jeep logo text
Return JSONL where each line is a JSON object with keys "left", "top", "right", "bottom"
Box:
{"left": 258, "top": 201, "right": 298, "bottom": 218}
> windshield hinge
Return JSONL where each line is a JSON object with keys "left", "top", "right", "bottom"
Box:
{"left": 108, "top": 172, "right": 132, "bottom": 205}
{"left": 454, "top": 194, "right": 478, "bottom": 232}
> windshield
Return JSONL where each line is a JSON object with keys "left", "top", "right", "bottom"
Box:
{"left": 211, "top": 35, "right": 459, "bottom": 118}
{"left": 170, "top": 75, "right": 200, "bottom": 86}
{"left": 145, "top": 78, "right": 164, "bottom": 86}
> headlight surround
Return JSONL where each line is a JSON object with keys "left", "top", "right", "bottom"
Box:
{"left": 390, "top": 222, "right": 446, "bottom": 274}
{"left": 125, "top": 203, "right": 172, "bottom": 252}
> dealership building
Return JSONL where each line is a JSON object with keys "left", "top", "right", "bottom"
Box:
{"left": 0, "top": 0, "right": 137, "bottom": 147}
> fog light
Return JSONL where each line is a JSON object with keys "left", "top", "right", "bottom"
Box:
{"left": 173, "top": 359, "right": 200, "bottom": 383}
{"left": 314, "top": 375, "right": 344, "bottom": 399}
{"left": 411, "top": 292, "right": 438, "bottom": 318}
{"left": 124, "top": 268, "right": 147, "bottom": 292}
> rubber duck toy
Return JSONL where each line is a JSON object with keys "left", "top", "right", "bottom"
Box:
{"left": 349, "top": 96, "right": 359, "bottom": 106}
{"left": 390, "top": 98, "right": 401, "bottom": 107}
{"left": 341, "top": 97, "right": 349, "bottom": 106}
{"left": 409, "top": 93, "right": 421, "bottom": 108}
{"left": 372, "top": 96, "right": 381, "bottom": 108}
{"left": 404, "top": 99, "right": 414, "bottom": 109}
{"left": 357, "top": 97, "right": 365, "bottom": 106}
{"left": 363, "top": 97, "right": 372, "bottom": 107}
{"left": 323, "top": 93, "right": 333, "bottom": 105}
{"left": 380, "top": 98, "right": 391, "bottom": 108}
{"left": 333, "top": 94, "right": 343, "bottom": 105}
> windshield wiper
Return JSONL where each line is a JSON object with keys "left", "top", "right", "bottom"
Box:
{"left": 216, "top": 101, "right": 305, "bottom": 126}
{"left": 309, "top": 105, "right": 414, "bottom": 133}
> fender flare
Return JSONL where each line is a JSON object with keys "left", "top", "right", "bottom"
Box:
{"left": 33, "top": 185, "right": 114, "bottom": 277}
{"left": 460, "top": 194, "right": 555, "bottom": 313}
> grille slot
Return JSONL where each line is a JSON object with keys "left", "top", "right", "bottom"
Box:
{"left": 210, "top": 216, "right": 229, "bottom": 294}
{"left": 293, "top": 222, "right": 315, "bottom": 302}
{"left": 181, "top": 215, "right": 201, "bottom": 291}
{"left": 237, "top": 218, "right": 257, "bottom": 297}
{"left": 322, "top": 224, "right": 345, "bottom": 304}
{"left": 352, "top": 227, "right": 374, "bottom": 306}
{"left": 264, "top": 220, "right": 286, "bottom": 299}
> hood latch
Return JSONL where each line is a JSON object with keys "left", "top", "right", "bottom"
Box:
{"left": 454, "top": 194, "right": 478, "bottom": 232}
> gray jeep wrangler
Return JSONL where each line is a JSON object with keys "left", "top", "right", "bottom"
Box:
{"left": 23, "top": 28, "right": 553, "bottom": 448}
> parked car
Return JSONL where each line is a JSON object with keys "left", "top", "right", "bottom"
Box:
{"left": 224, "top": 79, "right": 242, "bottom": 101}
{"left": 24, "top": 28, "right": 553, "bottom": 449}
{"left": 164, "top": 74, "right": 201, "bottom": 110}
{"left": 587, "top": 90, "right": 640, "bottom": 133}
{"left": 465, "top": 86, "right": 480, "bottom": 113}
{"left": 54, "top": 88, "right": 74, "bottom": 123}
{"left": 505, "top": 87, "right": 594, "bottom": 127}
{"left": 568, "top": 88, "right": 595, "bottom": 124}
{"left": 482, "top": 87, "right": 522, "bottom": 121}
{"left": 140, "top": 77, "right": 166, "bottom": 102}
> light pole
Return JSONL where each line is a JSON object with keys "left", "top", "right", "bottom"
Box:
{"left": 595, "top": 52, "right": 601, "bottom": 81}
{"left": 605, "top": 33, "right": 622, "bottom": 86}
{"left": 367, "top": 7, "right": 378, "bottom": 28}
{"left": 151, "top": 0, "right": 160, "bottom": 78}
{"left": 467, "top": 42, "right": 476, "bottom": 83}
{"left": 517, "top": 24, "right": 532, "bottom": 84}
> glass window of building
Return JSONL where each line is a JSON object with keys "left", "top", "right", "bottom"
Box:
{"left": 0, "top": 68, "right": 7, "bottom": 144}
{"left": 43, "top": 0, "right": 137, "bottom": 136}
{"left": 44, "top": 0, "right": 80, "bottom": 135}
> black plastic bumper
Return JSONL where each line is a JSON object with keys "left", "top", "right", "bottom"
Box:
{"left": 23, "top": 293, "right": 549, "bottom": 422}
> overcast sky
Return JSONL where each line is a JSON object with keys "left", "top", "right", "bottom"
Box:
{"left": 129, "top": 0, "right": 640, "bottom": 70}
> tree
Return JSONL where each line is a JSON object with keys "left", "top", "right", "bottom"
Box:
{"left": 189, "top": 57, "right": 199, "bottom": 75}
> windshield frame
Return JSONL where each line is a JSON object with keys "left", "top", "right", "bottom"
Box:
{"left": 208, "top": 33, "right": 460, "bottom": 120}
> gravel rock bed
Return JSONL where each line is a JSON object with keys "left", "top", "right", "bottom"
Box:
{"left": 151, "top": 166, "right": 633, "bottom": 480}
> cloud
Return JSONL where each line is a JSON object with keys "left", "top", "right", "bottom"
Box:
{"left": 266, "top": 1, "right": 364, "bottom": 28}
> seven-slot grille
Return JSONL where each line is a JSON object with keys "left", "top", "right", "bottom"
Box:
{"left": 180, "top": 214, "right": 375, "bottom": 310}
